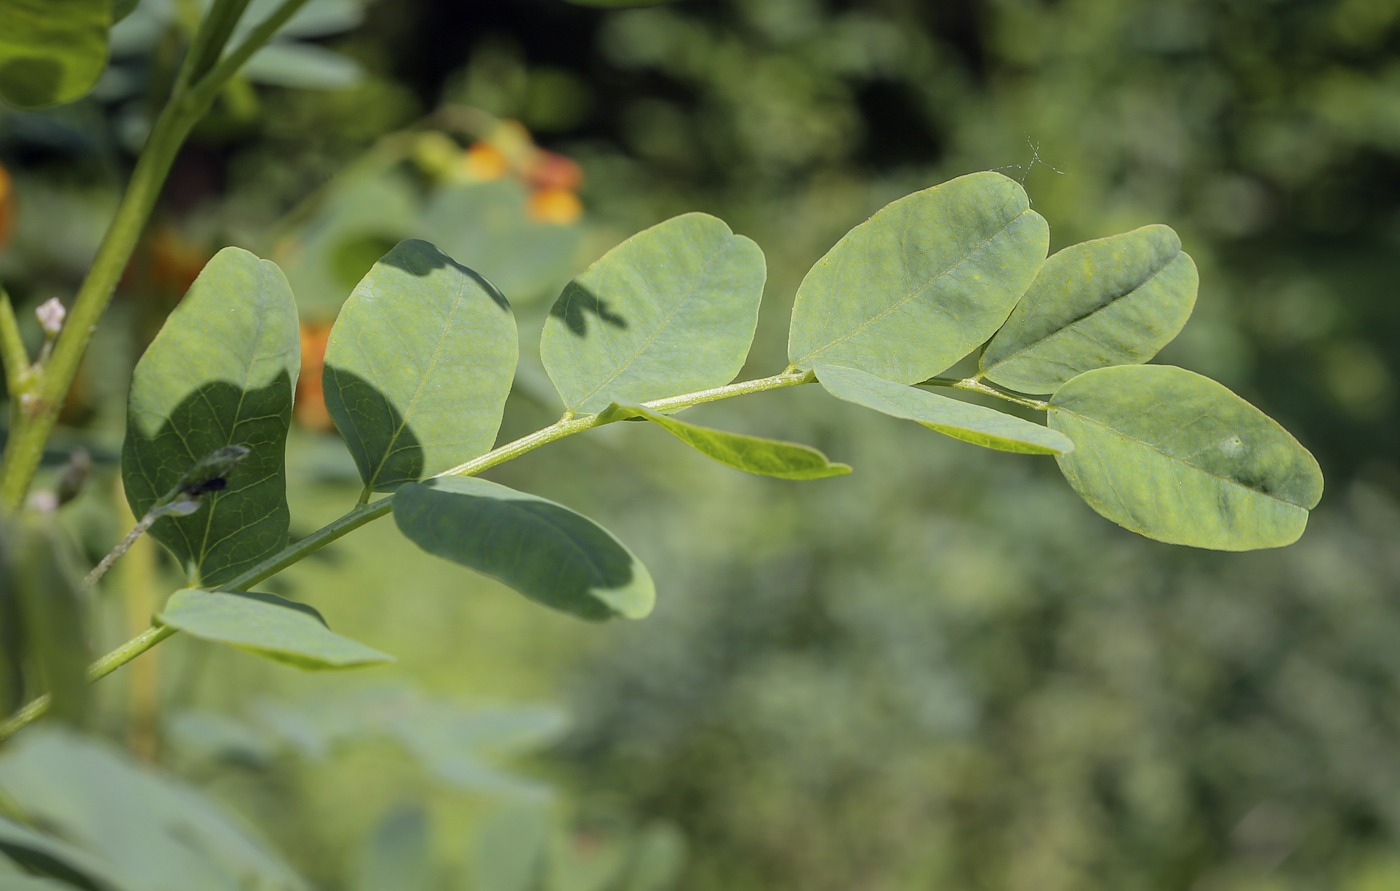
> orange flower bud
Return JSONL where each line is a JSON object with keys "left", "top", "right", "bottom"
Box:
{"left": 523, "top": 150, "right": 583, "bottom": 193}
{"left": 295, "top": 320, "right": 336, "bottom": 432}
{"left": 527, "top": 187, "right": 583, "bottom": 225}
{"left": 462, "top": 142, "right": 509, "bottom": 181}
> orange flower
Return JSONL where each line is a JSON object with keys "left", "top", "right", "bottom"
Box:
{"left": 527, "top": 187, "right": 583, "bottom": 224}
{"left": 522, "top": 150, "right": 583, "bottom": 193}
{"left": 461, "top": 142, "right": 509, "bottom": 181}
{"left": 295, "top": 320, "right": 336, "bottom": 432}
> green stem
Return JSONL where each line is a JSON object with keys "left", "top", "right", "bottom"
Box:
{"left": 0, "top": 370, "right": 816, "bottom": 739}
{"left": 0, "top": 0, "right": 312, "bottom": 512}
{"left": 0, "top": 287, "right": 27, "bottom": 392}
{"left": 188, "top": 0, "right": 313, "bottom": 108}
{"left": 921, "top": 375, "right": 1049, "bottom": 411}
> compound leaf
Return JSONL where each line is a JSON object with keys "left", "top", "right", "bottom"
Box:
{"left": 324, "top": 239, "right": 518, "bottom": 492}
{"left": 981, "top": 224, "right": 1198, "bottom": 393}
{"left": 157, "top": 588, "right": 393, "bottom": 670}
{"left": 788, "top": 172, "right": 1048, "bottom": 383}
{"left": 122, "top": 248, "right": 299, "bottom": 588}
{"left": 1048, "top": 365, "right": 1323, "bottom": 550}
{"left": 608, "top": 400, "right": 850, "bottom": 480}
{"left": 394, "top": 476, "right": 654, "bottom": 621}
{"left": 541, "top": 213, "right": 765, "bottom": 415}
{"left": 815, "top": 364, "right": 1072, "bottom": 455}
{"left": 0, "top": 0, "right": 110, "bottom": 109}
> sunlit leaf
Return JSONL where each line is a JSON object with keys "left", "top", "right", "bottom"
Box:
{"left": 323, "top": 239, "right": 518, "bottom": 492}
{"left": 980, "top": 225, "right": 1198, "bottom": 393}
{"left": 157, "top": 588, "right": 394, "bottom": 670}
{"left": 0, "top": 729, "right": 307, "bottom": 891}
{"left": 0, "top": 0, "right": 110, "bottom": 109}
{"left": 541, "top": 213, "right": 765, "bottom": 415}
{"left": 122, "top": 248, "right": 299, "bottom": 588}
{"left": 815, "top": 364, "right": 1072, "bottom": 455}
{"left": 788, "top": 172, "right": 1048, "bottom": 383}
{"left": 394, "top": 476, "right": 655, "bottom": 621}
{"left": 1048, "top": 365, "right": 1323, "bottom": 550}
{"left": 607, "top": 400, "right": 850, "bottom": 479}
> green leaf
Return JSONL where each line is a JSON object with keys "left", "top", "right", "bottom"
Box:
{"left": 394, "top": 476, "right": 655, "bottom": 621}
{"left": 243, "top": 42, "right": 363, "bottom": 90}
{"left": 541, "top": 213, "right": 765, "bottom": 416}
{"left": 0, "top": 729, "right": 307, "bottom": 891}
{"left": 323, "top": 239, "right": 518, "bottom": 492}
{"left": 10, "top": 522, "right": 88, "bottom": 725}
{"left": 788, "top": 172, "right": 1048, "bottom": 384}
{"left": 980, "top": 225, "right": 1199, "bottom": 394}
{"left": 122, "top": 247, "right": 299, "bottom": 588}
{"left": 0, "top": 813, "right": 134, "bottom": 891}
{"left": 1047, "top": 365, "right": 1324, "bottom": 550}
{"left": 607, "top": 400, "right": 851, "bottom": 480}
{"left": 474, "top": 807, "right": 550, "bottom": 891}
{"left": 815, "top": 364, "right": 1073, "bottom": 455}
{"left": 111, "top": 0, "right": 137, "bottom": 23}
{"left": 157, "top": 588, "right": 394, "bottom": 670}
{"left": 419, "top": 180, "right": 583, "bottom": 305}
{"left": 351, "top": 807, "right": 431, "bottom": 891}
{"left": 0, "top": 0, "right": 110, "bottom": 109}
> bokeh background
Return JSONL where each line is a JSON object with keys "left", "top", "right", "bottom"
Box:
{"left": 3, "top": 1, "right": 1400, "bottom": 889}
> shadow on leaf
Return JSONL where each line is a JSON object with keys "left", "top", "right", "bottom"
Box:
{"left": 548, "top": 283, "right": 628, "bottom": 337}
{"left": 122, "top": 376, "right": 293, "bottom": 588}
{"left": 378, "top": 238, "right": 511, "bottom": 312}
{"left": 320, "top": 366, "right": 424, "bottom": 492}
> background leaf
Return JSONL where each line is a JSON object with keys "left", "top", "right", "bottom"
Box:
{"left": 541, "top": 213, "right": 765, "bottom": 415}
{"left": 788, "top": 172, "right": 1048, "bottom": 383}
{"left": 157, "top": 589, "right": 394, "bottom": 670}
{"left": 815, "top": 364, "right": 1073, "bottom": 455}
{"left": 122, "top": 248, "right": 299, "bottom": 588}
{"left": 350, "top": 806, "right": 431, "bottom": 891}
{"left": 608, "top": 400, "right": 851, "bottom": 479}
{"left": 419, "top": 180, "right": 583, "bottom": 306}
{"left": 980, "top": 224, "right": 1198, "bottom": 393}
{"left": 9, "top": 522, "right": 88, "bottom": 726}
{"left": 394, "top": 476, "right": 655, "bottom": 621}
{"left": 242, "top": 42, "right": 363, "bottom": 90}
{"left": 0, "top": 0, "right": 110, "bottom": 109}
{"left": 0, "top": 730, "right": 307, "bottom": 891}
{"left": 1048, "top": 365, "right": 1324, "bottom": 549}
{"left": 323, "top": 239, "right": 518, "bottom": 492}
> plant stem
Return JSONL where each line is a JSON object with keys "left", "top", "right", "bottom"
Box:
{"left": 0, "top": 287, "right": 27, "bottom": 392}
{"left": 0, "top": 370, "right": 817, "bottom": 739}
{"left": 0, "top": 0, "right": 304, "bottom": 512}
{"left": 921, "top": 376, "right": 1049, "bottom": 411}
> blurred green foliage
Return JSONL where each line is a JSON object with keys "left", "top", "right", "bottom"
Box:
{"left": 2, "top": 0, "right": 1400, "bottom": 890}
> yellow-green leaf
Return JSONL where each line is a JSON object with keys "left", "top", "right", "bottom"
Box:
{"left": 608, "top": 400, "right": 851, "bottom": 479}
